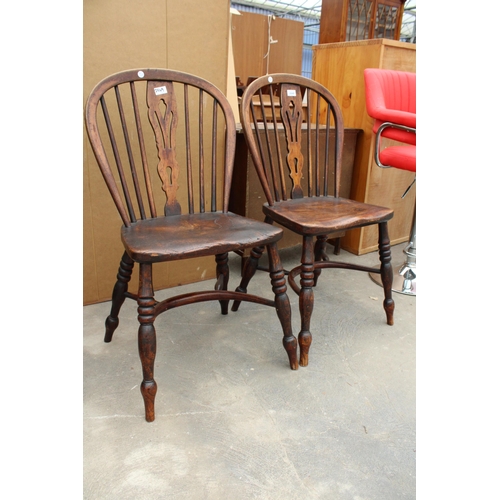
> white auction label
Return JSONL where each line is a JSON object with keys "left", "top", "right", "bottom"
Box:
{"left": 154, "top": 86, "right": 168, "bottom": 96}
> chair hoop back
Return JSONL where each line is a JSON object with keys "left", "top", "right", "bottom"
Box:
{"left": 240, "top": 74, "right": 345, "bottom": 206}
{"left": 85, "top": 69, "right": 237, "bottom": 227}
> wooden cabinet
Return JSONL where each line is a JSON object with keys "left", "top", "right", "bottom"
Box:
{"left": 319, "top": 0, "right": 406, "bottom": 44}
{"left": 229, "top": 127, "right": 361, "bottom": 253}
{"left": 312, "top": 39, "right": 416, "bottom": 255}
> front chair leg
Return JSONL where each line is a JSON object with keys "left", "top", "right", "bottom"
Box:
{"left": 137, "top": 263, "right": 158, "bottom": 422}
{"left": 105, "top": 251, "right": 134, "bottom": 342}
{"left": 298, "top": 236, "right": 315, "bottom": 367}
{"left": 215, "top": 253, "right": 230, "bottom": 315}
{"left": 378, "top": 222, "right": 395, "bottom": 326}
{"left": 231, "top": 245, "right": 265, "bottom": 312}
{"left": 267, "top": 243, "right": 298, "bottom": 370}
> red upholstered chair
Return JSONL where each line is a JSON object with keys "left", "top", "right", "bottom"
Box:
{"left": 364, "top": 68, "right": 416, "bottom": 295}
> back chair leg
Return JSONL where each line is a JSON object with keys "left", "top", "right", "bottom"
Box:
{"left": 104, "top": 252, "right": 134, "bottom": 342}
{"left": 215, "top": 253, "right": 230, "bottom": 315}
{"left": 231, "top": 245, "right": 265, "bottom": 312}
{"left": 267, "top": 243, "right": 298, "bottom": 370}
{"left": 297, "top": 236, "right": 315, "bottom": 367}
{"left": 378, "top": 222, "right": 395, "bottom": 326}
{"left": 313, "top": 235, "right": 329, "bottom": 286}
{"left": 137, "top": 263, "right": 158, "bottom": 422}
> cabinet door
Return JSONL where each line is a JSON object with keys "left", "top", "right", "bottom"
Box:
{"left": 320, "top": 0, "right": 405, "bottom": 43}
{"left": 373, "top": 0, "right": 404, "bottom": 39}
{"left": 346, "top": 0, "right": 403, "bottom": 41}
{"left": 346, "top": 0, "right": 374, "bottom": 41}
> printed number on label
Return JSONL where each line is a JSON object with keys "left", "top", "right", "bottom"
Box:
{"left": 154, "top": 86, "right": 168, "bottom": 96}
{"left": 287, "top": 89, "right": 297, "bottom": 97}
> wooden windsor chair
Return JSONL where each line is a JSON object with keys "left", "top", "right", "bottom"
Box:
{"left": 232, "top": 73, "right": 395, "bottom": 367}
{"left": 85, "top": 69, "right": 299, "bottom": 422}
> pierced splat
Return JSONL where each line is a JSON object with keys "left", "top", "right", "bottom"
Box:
{"left": 280, "top": 84, "right": 304, "bottom": 199}
{"left": 147, "top": 81, "right": 182, "bottom": 216}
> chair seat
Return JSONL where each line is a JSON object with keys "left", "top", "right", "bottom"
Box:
{"left": 121, "top": 211, "right": 283, "bottom": 263}
{"left": 263, "top": 197, "right": 393, "bottom": 236}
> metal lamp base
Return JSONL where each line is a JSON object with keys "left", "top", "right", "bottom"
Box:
{"left": 369, "top": 261, "right": 416, "bottom": 296}
{"left": 371, "top": 201, "right": 416, "bottom": 296}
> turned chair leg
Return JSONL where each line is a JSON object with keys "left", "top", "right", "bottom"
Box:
{"left": 104, "top": 251, "right": 134, "bottom": 342}
{"left": 378, "top": 222, "right": 395, "bottom": 326}
{"left": 137, "top": 263, "right": 158, "bottom": 422}
{"left": 267, "top": 243, "right": 298, "bottom": 370}
{"left": 231, "top": 245, "right": 265, "bottom": 312}
{"left": 215, "top": 253, "right": 230, "bottom": 315}
{"left": 297, "top": 236, "right": 315, "bottom": 367}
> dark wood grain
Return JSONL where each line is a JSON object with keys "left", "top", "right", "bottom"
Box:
{"left": 237, "top": 73, "right": 396, "bottom": 366}
{"left": 85, "top": 69, "right": 299, "bottom": 422}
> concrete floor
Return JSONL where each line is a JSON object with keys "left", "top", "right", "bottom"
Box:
{"left": 83, "top": 243, "right": 416, "bottom": 499}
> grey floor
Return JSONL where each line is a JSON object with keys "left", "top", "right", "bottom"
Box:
{"left": 83, "top": 242, "right": 416, "bottom": 499}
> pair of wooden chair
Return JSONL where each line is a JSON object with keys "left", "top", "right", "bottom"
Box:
{"left": 85, "top": 69, "right": 394, "bottom": 422}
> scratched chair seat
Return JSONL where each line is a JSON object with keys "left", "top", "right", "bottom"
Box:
{"left": 262, "top": 197, "right": 393, "bottom": 236}
{"left": 122, "top": 212, "right": 283, "bottom": 262}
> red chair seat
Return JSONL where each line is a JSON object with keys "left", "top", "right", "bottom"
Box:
{"left": 379, "top": 145, "right": 416, "bottom": 173}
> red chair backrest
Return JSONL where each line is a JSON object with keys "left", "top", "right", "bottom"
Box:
{"left": 364, "top": 69, "right": 416, "bottom": 145}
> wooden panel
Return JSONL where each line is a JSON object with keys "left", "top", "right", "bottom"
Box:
{"left": 312, "top": 39, "right": 416, "bottom": 254}
{"left": 83, "top": 0, "right": 231, "bottom": 304}
{"left": 166, "top": 0, "right": 231, "bottom": 91}
{"left": 231, "top": 12, "right": 268, "bottom": 85}
{"left": 380, "top": 43, "right": 418, "bottom": 72}
{"left": 84, "top": 0, "right": 169, "bottom": 304}
{"left": 268, "top": 17, "right": 304, "bottom": 75}
{"left": 319, "top": 0, "right": 347, "bottom": 44}
{"left": 231, "top": 12, "right": 303, "bottom": 86}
